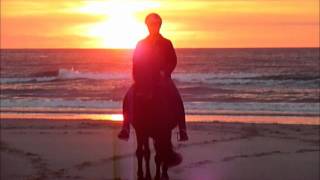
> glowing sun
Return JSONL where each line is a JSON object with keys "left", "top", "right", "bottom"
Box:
{"left": 78, "top": 1, "right": 160, "bottom": 48}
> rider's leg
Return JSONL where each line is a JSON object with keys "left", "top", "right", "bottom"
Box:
{"left": 118, "top": 87, "right": 134, "bottom": 140}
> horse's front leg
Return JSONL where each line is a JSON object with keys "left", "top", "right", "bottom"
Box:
{"left": 144, "top": 137, "right": 151, "bottom": 180}
{"left": 162, "top": 164, "right": 169, "bottom": 180}
{"left": 154, "top": 139, "right": 162, "bottom": 180}
{"left": 136, "top": 133, "right": 144, "bottom": 180}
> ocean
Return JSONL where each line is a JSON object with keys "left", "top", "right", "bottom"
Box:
{"left": 1, "top": 48, "right": 319, "bottom": 124}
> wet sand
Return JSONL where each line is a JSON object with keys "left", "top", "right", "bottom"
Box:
{"left": 1, "top": 119, "right": 319, "bottom": 180}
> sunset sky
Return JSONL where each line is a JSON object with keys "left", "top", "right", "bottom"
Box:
{"left": 1, "top": 0, "right": 319, "bottom": 48}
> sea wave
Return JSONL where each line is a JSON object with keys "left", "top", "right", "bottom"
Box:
{"left": 0, "top": 70, "right": 256, "bottom": 84}
{"left": 245, "top": 74, "right": 320, "bottom": 81}
{"left": 1, "top": 98, "right": 319, "bottom": 116}
{"left": 173, "top": 73, "right": 320, "bottom": 88}
{"left": 0, "top": 68, "right": 130, "bottom": 83}
{"left": 1, "top": 68, "right": 318, "bottom": 87}
{"left": 0, "top": 98, "right": 121, "bottom": 109}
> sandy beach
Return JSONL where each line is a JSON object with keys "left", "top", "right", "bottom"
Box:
{"left": 1, "top": 119, "right": 319, "bottom": 180}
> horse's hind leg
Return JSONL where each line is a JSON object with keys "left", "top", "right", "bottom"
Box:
{"left": 154, "top": 138, "right": 162, "bottom": 180}
{"left": 143, "top": 137, "right": 151, "bottom": 180}
{"left": 154, "top": 154, "right": 161, "bottom": 180}
{"left": 154, "top": 148, "right": 169, "bottom": 180}
{"left": 157, "top": 130, "right": 173, "bottom": 180}
{"left": 136, "top": 132, "right": 144, "bottom": 180}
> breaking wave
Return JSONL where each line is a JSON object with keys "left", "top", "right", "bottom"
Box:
{"left": 1, "top": 68, "right": 319, "bottom": 88}
{"left": 0, "top": 68, "right": 130, "bottom": 83}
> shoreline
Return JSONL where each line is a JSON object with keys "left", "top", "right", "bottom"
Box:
{"left": 1, "top": 112, "right": 319, "bottom": 125}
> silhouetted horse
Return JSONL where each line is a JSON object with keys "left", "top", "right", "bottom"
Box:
{"left": 120, "top": 13, "right": 186, "bottom": 179}
{"left": 123, "top": 82, "right": 180, "bottom": 180}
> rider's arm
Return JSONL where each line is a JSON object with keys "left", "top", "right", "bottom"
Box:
{"left": 164, "top": 40, "right": 177, "bottom": 78}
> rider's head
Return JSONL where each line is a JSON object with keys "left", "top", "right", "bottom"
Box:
{"left": 145, "top": 13, "right": 162, "bottom": 36}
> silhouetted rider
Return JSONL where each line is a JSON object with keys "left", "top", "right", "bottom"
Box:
{"left": 118, "top": 13, "right": 188, "bottom": 141}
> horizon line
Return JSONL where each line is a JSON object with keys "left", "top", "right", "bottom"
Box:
{"left": 1, "top": 47, "right": 319, "bottom": 50}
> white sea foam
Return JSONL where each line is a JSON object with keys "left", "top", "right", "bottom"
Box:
{"left": 1, "top": 98, "right": 319, "bottom": 116}
{"left": 0, "top": 98, "right": 121, "bottom": 109}
{"left": 184, "top": 101, "right": 320, "bottom": 115}
{"left": 0, "top": 77, "right": 58, "bottom": 83}
{"left": 56, "top": 68, "right": 129, "bottom": 80}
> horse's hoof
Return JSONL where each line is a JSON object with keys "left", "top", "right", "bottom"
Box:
{"left": 137, "top": 176, "right": 144, "bottom": 180}
{"left": 145, "top": 173, "right": 152, "bottom": 180}
{"left": 137, "top": 172, "right": 144, "bottom": 180}
{"left": 161, "top": 173, "right": 169, "bottom": 180}
{"left": 154, "top": 174, "right": 160, "bottom": 180}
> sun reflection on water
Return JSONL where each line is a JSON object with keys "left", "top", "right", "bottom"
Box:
{"left": 0, "top": 113, "right": 124, "bottom": 122}
{"left": 102, "top": 114, "right": 124, "bottom": 121}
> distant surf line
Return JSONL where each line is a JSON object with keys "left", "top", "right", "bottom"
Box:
{"left": 1, "top": 112, "right": 319, "bottom": 125}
